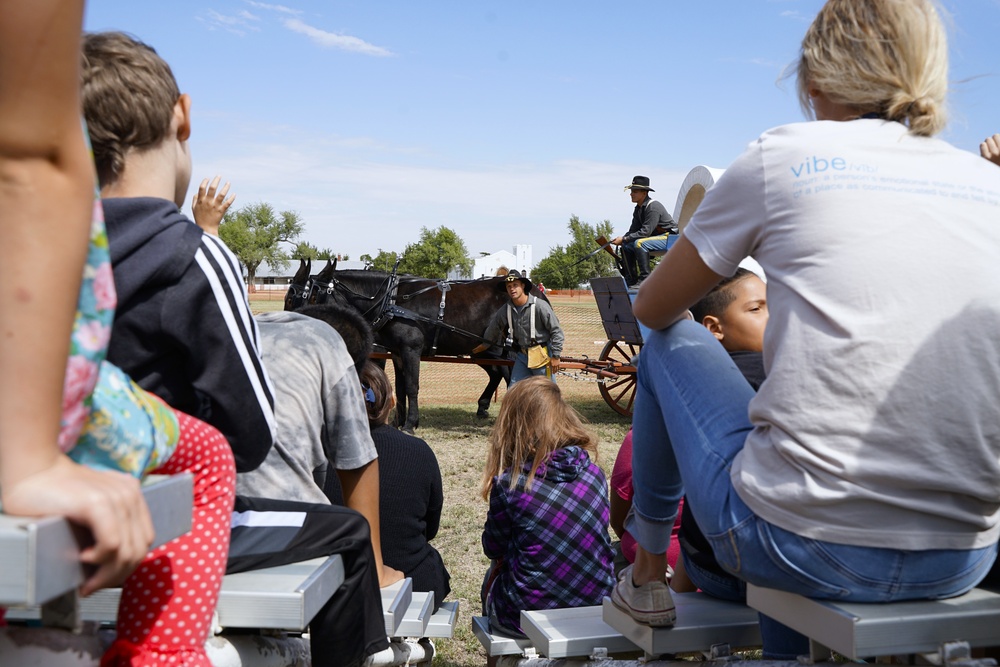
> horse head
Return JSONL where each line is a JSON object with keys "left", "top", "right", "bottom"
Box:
{"left": 308, "top": 259, "right": 337, "bottom": 306}
{"left": 284, "top": 258, "right": 312, "bottom": 311}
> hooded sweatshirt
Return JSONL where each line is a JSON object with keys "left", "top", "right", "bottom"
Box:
{"left": 482, "top": 445, "right": 615, "bottom": 635}
{"left": 103, "top": 197, "right": 275, "bottom": 472}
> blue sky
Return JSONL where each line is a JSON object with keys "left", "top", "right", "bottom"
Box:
{"left": 84, "top": 1, "right": 999, "bottom": 266}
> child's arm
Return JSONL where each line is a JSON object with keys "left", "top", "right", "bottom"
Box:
{"left": 337, "top": 460, "right": 404, "bottom": 587}
{"left": 0, "top": 0, "right": 153, "bottom": 595}
{"left": 191, "top": 175, "right": 235, "bottom": 236}
{"left": 633, "top": 236, "right": 724, "bottom": 330}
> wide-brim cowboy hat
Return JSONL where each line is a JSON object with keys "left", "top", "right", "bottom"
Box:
{"left": 498, "top": 269, "right": 534, "bottom": 293}
{"left": 624, "top": 175, "right": 655, "bottom": 192}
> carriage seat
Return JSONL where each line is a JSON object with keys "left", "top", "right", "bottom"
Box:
{"left": 746, "top": 583, "right": 1000, "bottom": 663}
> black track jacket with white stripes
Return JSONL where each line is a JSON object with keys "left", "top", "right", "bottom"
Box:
{"left": 104, "top": 197, "right": 276, "bottom": 472}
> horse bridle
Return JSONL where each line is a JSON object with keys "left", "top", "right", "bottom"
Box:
{"left": 285, "top": 279, "right": 312, "bottom": 307}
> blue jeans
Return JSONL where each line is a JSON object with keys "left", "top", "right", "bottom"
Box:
{"left": 626, "top": 321, "right": 996, "bottom": 652}
{"left": 622, "top": 233, "right": 677, "bottom": 284}
{"left": 510, "top": 348, "right": 553, "bottom": 385}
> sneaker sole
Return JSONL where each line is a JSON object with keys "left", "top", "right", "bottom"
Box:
{"left": 610, "top": 588, "right": 677, "bottom": 628}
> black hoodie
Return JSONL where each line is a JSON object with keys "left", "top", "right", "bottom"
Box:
{"left": 103, "top": 197, "right": 275, "bottom": 472}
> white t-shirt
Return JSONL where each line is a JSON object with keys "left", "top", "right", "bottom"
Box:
{"left": 684, "top": 119, "right": 1000, "bottom": 550}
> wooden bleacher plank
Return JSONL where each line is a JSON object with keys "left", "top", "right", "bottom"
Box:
{"left": 601, "top": 593, "right": 761, "bottom": 656}
{"left": 0, "top": 473, "right": 193, "bottom": 607}
{"left": 521, "top": 605, "right": 640, "bottom": 658}
{"left": 380, "top": 577, "right": 412, "bottom": 637}
{"left": 425, "top": 600, "right": 459, "bottom": 639}
{"left": 471, "top": 615, "right": 533, "bottom": 657}
{"left": 394, "top": 591, "right": 434, "bottom": 637}
{"left": 746, "top": 584, "right": 1000, "bottom": 660}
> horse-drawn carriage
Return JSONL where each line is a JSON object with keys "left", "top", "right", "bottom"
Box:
{"left": 579, "top": 165, "right": 727, "bottom": 416}
{"left": 284, "top": 165, "right": 726, "bottom": 423}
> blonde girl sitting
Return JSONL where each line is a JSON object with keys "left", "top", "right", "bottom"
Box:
{"left": 480, "top": 376, "right": 615, "bottom": 637}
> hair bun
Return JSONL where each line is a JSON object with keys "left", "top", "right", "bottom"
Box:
{"left": 908, "top": 95, "right": 935, "bottom": 117}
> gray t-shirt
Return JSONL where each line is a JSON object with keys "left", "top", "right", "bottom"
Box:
{"left": 236, "top": 311, "right": 377, "bottom": 504}
{"left": 686, "top": 119, "right": 1000, "bottom": 550}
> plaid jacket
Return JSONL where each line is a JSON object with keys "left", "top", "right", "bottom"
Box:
{"left": 482, "top": 446, "right": 615, "bottom": 633}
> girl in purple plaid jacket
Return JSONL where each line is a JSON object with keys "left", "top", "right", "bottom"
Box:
{"left": 480, "top": 376, "right": 615, "bottom": 637}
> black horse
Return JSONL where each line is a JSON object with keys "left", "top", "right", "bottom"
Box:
{"left": 285, "top": 259, "right": 534, "bottom": 432}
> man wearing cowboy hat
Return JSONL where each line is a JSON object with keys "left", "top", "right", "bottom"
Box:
{"left": 611, "top": 176, "right": 678, "bottom": 287}
{"left": 474, "top": 270, "right": 564, "bottom": 384}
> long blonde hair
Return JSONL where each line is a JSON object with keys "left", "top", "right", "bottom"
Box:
{"left": 480, "top": 376, "right": 598, "bottom": 500}
{"left": 796, "top": 0, "right": 948, "bottom": 137}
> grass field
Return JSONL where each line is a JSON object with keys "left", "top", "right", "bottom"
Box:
{"left": 250, "top": 293, "right": 632, "bottom": 666}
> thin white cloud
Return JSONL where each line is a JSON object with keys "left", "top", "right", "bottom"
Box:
{"left": 283, "top": 18, "right": 394, "bottom": 57}
{"left": 198, "top": 9, "right": 261, "bottom": 36}
{"left": 780, "top": 9, "right": 812, "bottom": 22}
{"left": 190, "top": 126, "right": 690, "bottom": 262}
{"left": 243, "top": 0, "right": 301, "bottom": 16}
{"left": 718, "top": 56, "right": 785, "bottom": 69}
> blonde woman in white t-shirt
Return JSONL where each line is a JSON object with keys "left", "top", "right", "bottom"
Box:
{"left": 611, "top": 0, "right": 1000, "bottom": 659}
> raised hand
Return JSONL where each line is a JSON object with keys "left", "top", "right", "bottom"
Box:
{"left": 192, "top": 176, "right": 235, "bottom": 235}
{"left": 981, "top": 134, "right": 1000, "bottom": 167}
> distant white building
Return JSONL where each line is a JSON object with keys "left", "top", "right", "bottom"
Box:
{"left": 248, "top": 257, "right": 364, "bottom": 290}
{"left": 466, "top": 244, "right": 533, "bottom": 279}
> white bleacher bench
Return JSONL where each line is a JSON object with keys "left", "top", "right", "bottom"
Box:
{"left": 379, "top": 578, "right": 460, "bottom": 640}
{"left": 602, "top": 592, "right": 762, "bottom": 659}
{"left": 474, "top": 593, "right": 761, "bottom": 661}
{"left": 0, "top": 473, "right": 193, "bottom": 611}
{"left": 0, "top": 474, "right": 194, "bottom": 665}
{"left": 747, "top": 583, "right": 1000, "bottom": 663}
{"left": 472, "top": 615, "right": 534, "bottom": 658}
{"left": 5, "top": 555, "right": 344, "bottom": 667}
{"left": 381, "top": 577, "right": 413, "bottom": 636}
{"left": 521, "top": 606, "right": 640, "bottom": 658}
{"left": 6, "top": 555, "right": 344, "bottom": 632}
{"left": 370, "top": 582, "right": 460, "bottom": 667}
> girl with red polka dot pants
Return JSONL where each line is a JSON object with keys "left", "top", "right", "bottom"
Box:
{"left": 101, "top": 411, "right": 235, "bottom": 667}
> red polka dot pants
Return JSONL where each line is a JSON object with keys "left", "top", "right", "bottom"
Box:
{"left": 101, "top": 411, "right": 235, "bottom": 666}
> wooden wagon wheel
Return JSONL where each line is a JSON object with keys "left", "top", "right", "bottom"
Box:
{"left": 598, "top": 339, "right": 640, "bottom": 417}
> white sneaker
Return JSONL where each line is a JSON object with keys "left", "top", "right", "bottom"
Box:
{"left": 610, "top": 564, "right": 677, "bottom": 627}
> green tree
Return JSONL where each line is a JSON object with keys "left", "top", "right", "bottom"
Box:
{"left": 360, "top": 249, "right": 400, "bottom": 272}
{"left": 219, "top": 202, "right": 304, "bottom": 290}
{"left": 531, "top": 216, "right": 617, "bottom": 289}
{"left": 292, "top": 241, "right": 318, "bottom": 260}
{"left": 398, "top": 226, "right": 472, "bottom": 278}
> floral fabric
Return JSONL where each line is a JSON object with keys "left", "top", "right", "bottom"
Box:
{"left": 59, "top": 157, "right": 178, "bottom": 475}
